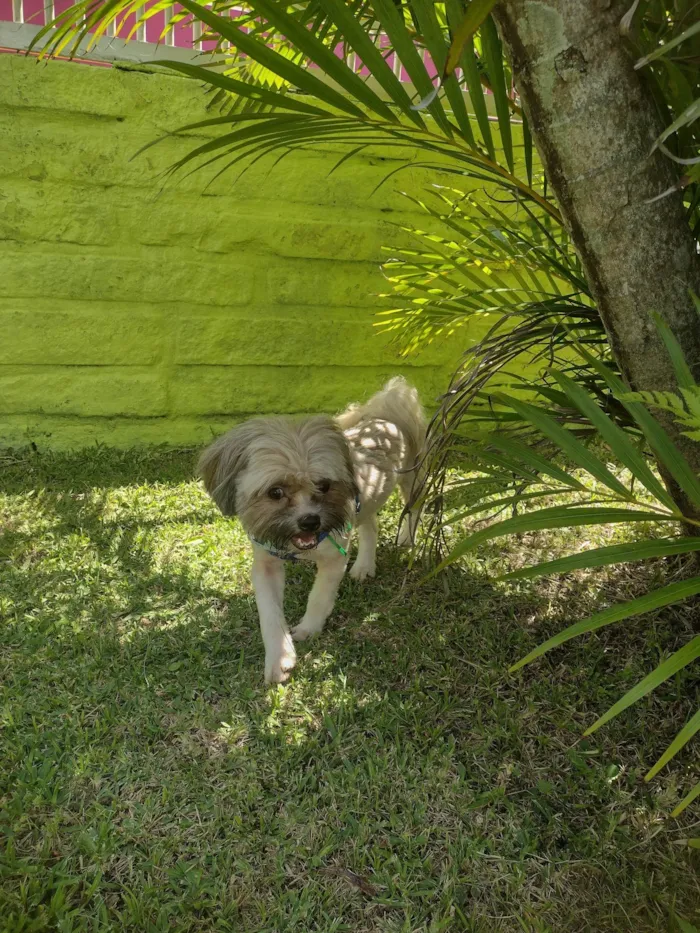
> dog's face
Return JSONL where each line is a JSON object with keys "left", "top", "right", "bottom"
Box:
{"left": 199, "top": 416, "right": 357, "bottom": 551}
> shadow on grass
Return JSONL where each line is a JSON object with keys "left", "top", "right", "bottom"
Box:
{"left": 1, "top": 448, "right": 699, "bottom": 932}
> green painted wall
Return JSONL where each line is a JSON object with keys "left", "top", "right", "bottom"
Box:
{"left": 0, "top": 54, "right": 481, "bottom": 450}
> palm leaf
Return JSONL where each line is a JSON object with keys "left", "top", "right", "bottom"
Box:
{"left": 500, "top": 537, "right": 700, "bottom": 582}
{"left": 652, "top": 311, "right": 698, "bottom": 389}
{"left": 448, "top": 488, "right": 566, "bottom": 524}
{"left": 646, "top": 708, "right": 700, "bottom": 781}
{"left": 410, "top": 0, "right": 476, "bottom": 144}
{"left": 445, "top": 0, "right": 496, "bottom": 159}
{"left": 479, "top": 15, "right": 514, "bottom": 172}
{"left": 173, "top": 0, "right": 367, "bottom": 119}
{"left": 35, "top": 0, "right": 540, "bottom": 206}
{"left": 319, "top": 0, "right": 424, "bottom": 125}
{"left": 510, "top": 577, "right": 700, "bottom": 672}
{"left": 584, "top": 635, "right": 700, "bottom": 734}
{"left": 240, "top": 0, "right": 397, "bottom": 121}
{"left": 550, "top": 371, "right": 677, "bottom": 509}
{"left": 443, "top": 0, "right": 501, "bottom": 83}
{"left": 488, "top": 436, "right": 588, "bottom": 490}
{"left": 380, "top": 184, "right": 583, "bottom": 357}
{"left": 148, "top": 61, "right": 331, "bottom": 116}
{"left": 371, "top": 0, "right": 452, "bottom": 135}
{"left": 492, "top": 393, "right": 637, "bottom": 500}
{"left": 579, "top": 349, "right": 700, "bottom": 509}
{"left": 433, "top": 506, "right": 668, "bottom": 576}
{"left": 635, "top": 20, "right": 700, "bottom": 69}
{"left": 672, "top": 780, "right": 700, "bottom": 817}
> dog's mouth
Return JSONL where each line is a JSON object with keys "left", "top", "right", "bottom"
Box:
{"left": 291, "top": 532, "right": 319, "bottom": 550}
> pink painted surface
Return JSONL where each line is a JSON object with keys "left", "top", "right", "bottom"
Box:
{"left": 145, "top": 7, "right": 165, "bottom": 45}
{"left": 114, "top": 9, "right": 136, "bottom": 40}
{"left": 170, "top": 3, "right": 191, "bottom": 47}
{"left": 0, "top": 0, "right": 13, "bottom": 21}
{"left": 22, "top": 0, "right": 45, "bottom": 26}
{"left": 422, "top": 50, "right": 437, "bottom": 80}
{"left": 198, "top": 2, "right": 219, "bottom": 52}
{"left": 53, "top": 0, "right": 76, "bottom": 19}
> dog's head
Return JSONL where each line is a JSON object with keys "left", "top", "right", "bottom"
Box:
{"left": 198, "top": 416, "right": 358, "bottom": 552}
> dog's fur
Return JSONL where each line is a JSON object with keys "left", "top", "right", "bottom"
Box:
{"left": 198, "top": 377, "right": 426, "bottom": 683}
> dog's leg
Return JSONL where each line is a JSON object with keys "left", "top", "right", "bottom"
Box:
{"left": 292, "top": 553, "right": 346, "bottom": 641}
{"left": 396, "top": 473, "right": 420, "bottom": 547}
{"left": 251, "top": 553, "right": 296, "bottom": 684}
{"left": 349, "top": 514, "right": 377, "bottom": 581}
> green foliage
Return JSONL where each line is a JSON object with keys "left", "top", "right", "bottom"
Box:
{"left": 627, "top": 0, "right": 700, "bottom": 223}
{"left": 430, "top": 332, "right": 700, "bottom": 818}
{"left": 38, "top": 1, "right": 594, "bottom": 466}
{"left": 33, "top": 1, "right": 697, "bottom": 399}
{"left": 376, "top": 180, "right": 617, "bottom": 548}
{"left": 379, "top": 183, "right": 592, "bottom": 354}
{"left": 379, "top": 182, "right": 625, "bottom": 572}
{"left": 33, "top": 0, "right": 380, "bottom": 102}
{"left": 621, "top": 387, "right": 700, "bottom": 441}
{"left": 33, "top": 1, "right": 543, "bottom": 203}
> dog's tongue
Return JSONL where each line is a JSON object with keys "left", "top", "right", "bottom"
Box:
{"left": 292, "top": 532, "right": 318, "bottom": 549}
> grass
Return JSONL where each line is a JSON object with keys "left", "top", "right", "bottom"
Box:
{"left": 1, "top": 446, "right": 699, "bottom": 932}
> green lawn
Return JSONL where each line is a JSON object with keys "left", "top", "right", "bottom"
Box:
{"left": 1, "top": 447, "right": 698, "bottom": 932}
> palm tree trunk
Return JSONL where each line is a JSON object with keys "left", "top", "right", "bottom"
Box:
{"left": 493, "top": 0, "right": 700, "bottom": 520}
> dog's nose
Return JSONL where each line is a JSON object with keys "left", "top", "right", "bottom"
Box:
{"left": 298, "top": 513, "right": 321, "bottom": 532}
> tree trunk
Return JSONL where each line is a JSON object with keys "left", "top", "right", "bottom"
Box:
{"left": 493, "top": 0, "right": 700, "bottom": 520}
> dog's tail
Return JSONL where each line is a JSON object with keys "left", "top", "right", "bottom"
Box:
{"left": 336, "top": 376, "right": 427, "bottom": 474}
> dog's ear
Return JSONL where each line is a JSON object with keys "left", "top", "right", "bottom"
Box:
{"left": 198, "top": 424, "right": 252, "bottom": 516}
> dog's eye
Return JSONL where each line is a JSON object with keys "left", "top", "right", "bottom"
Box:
{"left": 268, "top": 487, "right": 284, "bottom": 500}
{"left": 315, "top": 480, "right": 331, "bottom": 494}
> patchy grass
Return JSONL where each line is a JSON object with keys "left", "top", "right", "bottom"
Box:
{"left": 1, "top": 446, "right": 699, "bottom": 933}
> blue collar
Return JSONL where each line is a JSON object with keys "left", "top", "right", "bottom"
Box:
{"left": 252, "top": 494, "right": 361, "bottom": 562}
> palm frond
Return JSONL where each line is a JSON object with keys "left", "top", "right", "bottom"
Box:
{"left": 379, "top": 183, "right": 584, "bottom": 354}
{"left": 34, "top": 0, "right": 538, "bottom": 201}
{"left": 626, "top": 1, "right": 700, "bottom": 217}
{"left": 424, "top": 328, "right": 700, "bottom": 803}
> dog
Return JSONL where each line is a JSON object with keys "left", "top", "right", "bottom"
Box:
{"left": 198, "top": 377, "right": 427, "bottom": 683}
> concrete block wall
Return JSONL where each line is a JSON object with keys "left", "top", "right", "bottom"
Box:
{"left": 0, "top": 53, "right": 473, "bottom": 450}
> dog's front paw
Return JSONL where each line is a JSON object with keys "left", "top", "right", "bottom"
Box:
{"left": 291, "top": 618, "right": 323, "bottom": 642}
{"left": 265, "top": 645, "right": 297, "bottom": 684}
{"left": 349, "top": 560, "right": 376, "bottom": 582}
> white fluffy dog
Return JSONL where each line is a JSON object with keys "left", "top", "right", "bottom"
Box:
{"left": 199, "top": 377, "right": 426, "bottom": 683}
